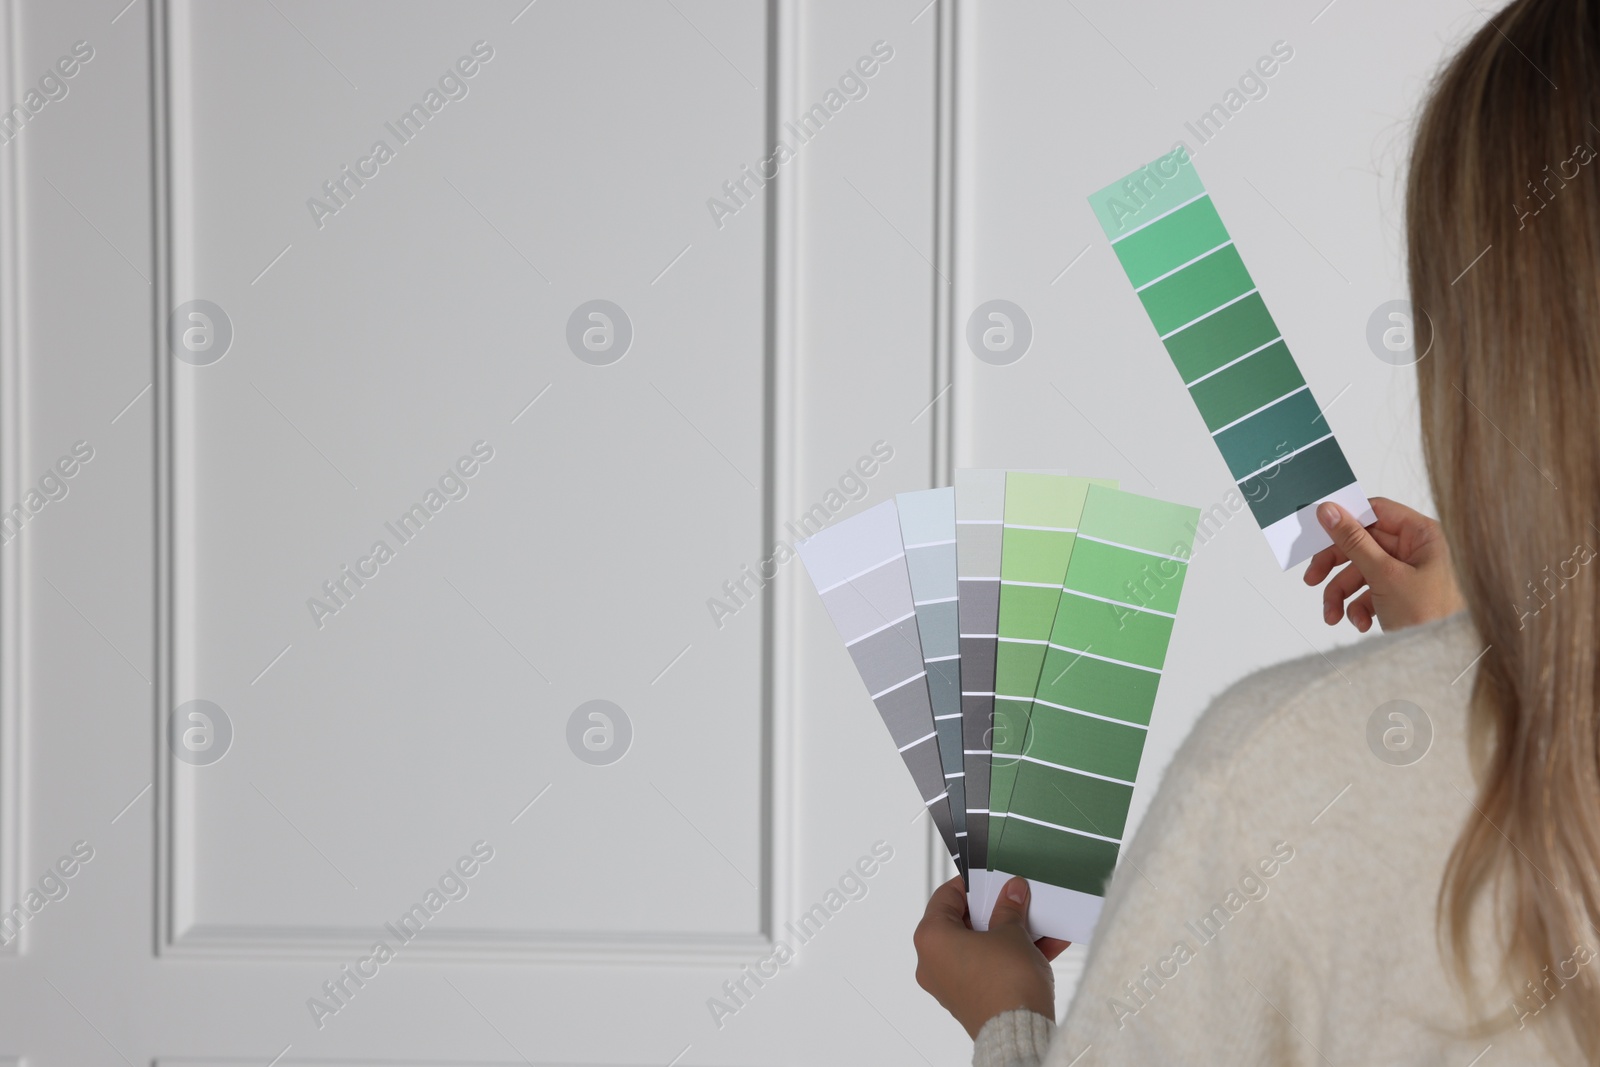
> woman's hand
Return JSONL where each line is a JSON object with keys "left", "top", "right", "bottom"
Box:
{"left": 913, "top": 875, "right": 1069, "bottom": 1039}
{"left": 1303, "top": 496, "right": 1464, "bottom": 633}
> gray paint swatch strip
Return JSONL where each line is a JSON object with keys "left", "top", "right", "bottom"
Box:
{"left": 954, "top": 469, "right": 1007, "bottom": 870}
{"left": 898, "top": 488, "right": 968, "bottom": 874}
{"left": 796, "top": 499, "right": 961, "bottom": 862}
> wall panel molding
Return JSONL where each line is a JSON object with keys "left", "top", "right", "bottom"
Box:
{"left": 0, "top": 0, "right": 26, "bottom": 959}
{"left": 945, "top": 0, "right": 978, "bottom": 475}
{"left": 922, "top": 0, "right": 964, "bottom": 898}
{"left": 154, "top": 1060, "right": 666, "bottom": 1067}
{"left": 932, "top": 1, "right": 1089, "bottom": 995}
{"left": 152, "top": 0, "right": 799, "bottom": 965}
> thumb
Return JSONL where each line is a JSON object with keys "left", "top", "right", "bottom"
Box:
{"left": 1319, "top": 502, "right": 1397, "bottom": 582}
{"left": 988, "top": 876, "right": 1032, "bottom": 932}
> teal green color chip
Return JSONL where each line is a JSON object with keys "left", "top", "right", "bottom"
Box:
{"left": 1213, "top": 387, "right": 1326, "bottom": 480}
{"left": 1162, "top": 292, "right": 1279, "bottom": 383}
{"left": 1238, "top": 435, "right": 1358, "bottom": 527}
{"left": 1136, "top": 244, "right": 1255, "bottom": 337}
{"left": 1188, "top": 340, "right": 1303, "bottom": 431}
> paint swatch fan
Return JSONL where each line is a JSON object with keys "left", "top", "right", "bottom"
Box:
{"left": 793, "top": 149, "right": 1376, "bottom": 943}
{"left": 796, "top": 476, "right": 1199, "bottom": 943}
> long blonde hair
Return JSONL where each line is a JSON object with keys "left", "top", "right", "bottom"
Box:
{"left": 1409, "top": 0, "right": 1600, "bottom": 1051}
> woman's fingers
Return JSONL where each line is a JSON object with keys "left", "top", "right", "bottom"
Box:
{"left": 1303, "top": 542, "right": 1348, "bottom": 586}
{"left": 1367, "top": 523, "right": 1403, "bottom": 556}
{"left": 924, "top": 876, "right": 968, "bottom": 921}
{"left": 1304, "top": 497, "right": 1461, "bottom": 632}
{"left": 913, "top": 875, "right": 1060, "bottom": 1038}
{"left": 1035, "top": 936, "right": 1072, "bottom": 962}
{"left": 1318, "top": 502, "right": 1400, "bottom": 585}
{"left": 1323, "top": 561, "right": 1371, "bottom": 624}
{"left": 1368, "top": 495, "right": 1422, "bottom": 531}
{"left": 1306, "top": 524, "right": 1401, "bottom": 589}
{"left": 1347, "top": 590, "right": 1376, "bottom": 632}
{"left": 918, "top": 876, "right": 969, "bottom": 931}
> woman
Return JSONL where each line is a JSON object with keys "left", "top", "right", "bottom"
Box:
{"left": 914, "top": 1, "right": 1600, "bottom": 1062}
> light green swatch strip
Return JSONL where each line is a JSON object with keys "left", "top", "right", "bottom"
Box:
{"left": 989, "top": 485, "right": 1198, "bottom": 896}
{"left": 987, "top": 474, "right": 1114, "bottom": 856}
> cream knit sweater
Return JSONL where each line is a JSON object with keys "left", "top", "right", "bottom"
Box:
{"left": 973, "top": 612, "right": 1586, "bottom": 1066}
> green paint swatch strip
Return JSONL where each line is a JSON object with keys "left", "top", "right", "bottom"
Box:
{"left": 987, "top": 474, "right": 1113, "bottom": 841}
{"left": 989, "top": 485, "right": 1198, "bottom": 897}
{"left": 1087, "top": 150, "right": 1369, "bottom": 564}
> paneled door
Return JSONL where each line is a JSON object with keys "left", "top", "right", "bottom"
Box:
{"left": 1, "top": 0, "right": 976, "bottom": 1064}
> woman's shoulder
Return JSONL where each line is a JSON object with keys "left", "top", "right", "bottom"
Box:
{"left": 1055, "top": 614, "right": 1494, "bottom": 1063}
{"left": 1097, "top": 611, "right": 1482, "bottom": 928}
{"left": 1159, "top": 611, "right": 1480, "bottom": 799}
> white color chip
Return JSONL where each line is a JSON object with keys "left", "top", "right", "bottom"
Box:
{"left": 1262, "top": 481, "right": 1376, "bottom": 570}
{"left": 967, "top": 869, "right": 1105, "bottom": 944}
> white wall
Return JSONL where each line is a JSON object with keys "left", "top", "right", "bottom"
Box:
{"left": 0, "top": 1, "right": 1478, "bottom": 1063}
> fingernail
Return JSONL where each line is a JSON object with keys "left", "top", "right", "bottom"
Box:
{"left": 1318, "top": 502, "right": 1340, "bottom": 530}
{"left": 1005, "top": 878, "right": 1028, "bottom": 905}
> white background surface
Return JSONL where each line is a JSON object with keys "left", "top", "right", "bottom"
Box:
{"left": 3, "top": 0, "right": 1475, "bottom": 1063}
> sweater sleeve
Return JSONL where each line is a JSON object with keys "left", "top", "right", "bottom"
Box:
{"left": 972, "top": 1009, "right": 1055, "bottom": 1067}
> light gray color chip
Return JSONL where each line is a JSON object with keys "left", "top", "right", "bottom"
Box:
{"left": 819, "top": 560, "right": 916, "bottom": 641}
{"left": 847, "top": 619, "right": 927, "bottom": 696}
{"left": 906, "top": 542, "right": 959, "bottom": 600}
